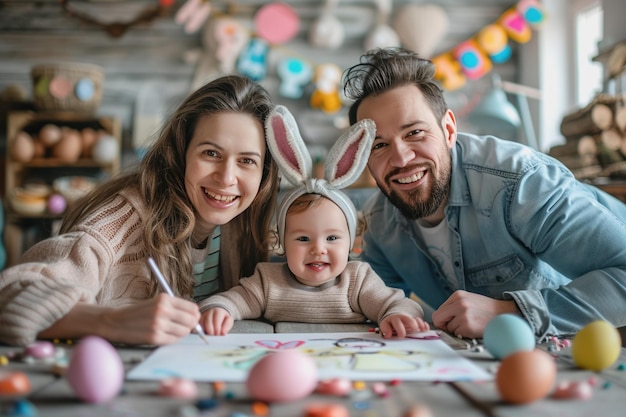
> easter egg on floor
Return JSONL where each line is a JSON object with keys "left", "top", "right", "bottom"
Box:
{"left": 0, "top": 371, "right": 32, "bottom": 396}
{"left": 66, "top": 336, "right": 124, "bottom": 403}
{"left": 572, "top": 320, "right": 621, "bottom": 371}
{"left": 483, "top": 314, "right": 535, "bottom": 359}
{"left": 496, "top": 349, "right": 556, "bottom": 404}
{"left": 246, "top": 350, "right": 317, "bottom": 402}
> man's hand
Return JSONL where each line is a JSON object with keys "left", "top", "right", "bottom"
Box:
{"left": 431, "top": 290, "right": 520, "bottom": 339}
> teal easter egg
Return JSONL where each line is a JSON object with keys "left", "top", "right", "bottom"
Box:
{"left": 484, "top": 314, "right": 535, "bottom": 359}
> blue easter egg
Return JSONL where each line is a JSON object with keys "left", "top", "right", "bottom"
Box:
{"left": 484, "top": 314, "right": 535, "bottom": 359}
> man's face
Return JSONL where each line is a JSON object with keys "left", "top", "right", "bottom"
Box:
{"left": 356, "top": 85, "right": 457, "bottom": 224}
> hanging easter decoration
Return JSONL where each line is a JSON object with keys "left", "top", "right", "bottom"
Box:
{"left": 432, "top": 0, "right": 547, "bottom": 91}
{"left": 254, "top": 2, "right": 300, "bottom": 45}
{"left": 238, "top": 2, "right": 299, "bottom": 82}
{"left": 309, "top": 0, "right": 344, "bottom": 49}
{"left": 498, "top": 8, "right": 532, "bottom": 43}
{"left": 237, "top": 38, "right": 270, "bottom": 81}
{"left": 175, "top": 0, "right": 212, "bottom": 34}
{"left": 454, "top": 39, "right": 493, "bottom": 80}
{"left": 477, "top": 24, "right": 512, "bottom": 64}
{"left": 393, "top": 4, "right": 449, "bottom": 58}
{"left": 277, "top": 58, "right": 313, "bottom": 99}
{"left": 204, "top": 17, "right": 250, "bottom": 73}
{"left": 310, "top": 63, "right": 343, "bottom": 114}
{"left": 517, "top": 0, "right": 546, "bottom": 27}
{"left": 364, "top": 0, "right": 400, "bottom": 51}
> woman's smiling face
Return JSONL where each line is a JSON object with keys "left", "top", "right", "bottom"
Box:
{"left": 185, "top": 111, "right": 266, "bottom": 239}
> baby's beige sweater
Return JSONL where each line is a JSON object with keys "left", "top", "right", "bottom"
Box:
{"left": 0, "top": 188, "right": 212, "bottom": 346}
{"left": 204, "top": 262, "right": 424, "bottom": 325}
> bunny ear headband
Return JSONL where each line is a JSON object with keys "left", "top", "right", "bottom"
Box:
{"left": 265, "top": 105, "right": 376, "bottom": 249}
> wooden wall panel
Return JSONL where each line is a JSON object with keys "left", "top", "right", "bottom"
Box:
{"left": 0, "top": 0, "right": 519, "bottom": 159}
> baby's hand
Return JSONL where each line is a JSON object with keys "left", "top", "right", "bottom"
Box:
{"left": 201, "top": 307, "right": 234, "bottom": 336}
{"left": 379, "top": 315, "right": 431, "bottom": 339}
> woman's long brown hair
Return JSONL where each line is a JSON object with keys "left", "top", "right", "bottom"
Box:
{"left": 61, "top": 75, "right": 279, "bottom": 297}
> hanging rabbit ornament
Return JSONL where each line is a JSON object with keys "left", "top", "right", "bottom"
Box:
{"left": 309, "top": 0, "right": 344, "bottom": 49}
{"left": 364, "top": 0, "right": 400, "bottom": 51}
{"left": 203, "top": 17, "right": 250, "bottom": 74}
{"left": 265, "top": 105, "right": 376, "bottom": 249}
{"left": 175, "top": 0, "right": 212, "bottom": 34}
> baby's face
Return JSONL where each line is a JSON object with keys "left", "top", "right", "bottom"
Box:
{"left": 284, "top": 198, "right": 351, "bottom": 286}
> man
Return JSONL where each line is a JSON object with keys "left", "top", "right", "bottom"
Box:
{"left": 344, "top": 47, "right": 626, "bottom": 340}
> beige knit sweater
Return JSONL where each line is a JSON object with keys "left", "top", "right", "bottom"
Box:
{"left": 0, "top": 188, "right": 215, "bottom": 346}
{"left": 203, "top": 261, "right": 424, "bottom": 325}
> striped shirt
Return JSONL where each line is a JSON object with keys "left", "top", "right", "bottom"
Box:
{"left": 193, "top": 226, "right": 220, "bottom": 302}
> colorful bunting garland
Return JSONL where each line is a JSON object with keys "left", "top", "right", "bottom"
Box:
{"left": 432, "top": 0, "right": 547, "bottom": 91}
{"left": 182, "top": 0, "right": 547, "bottom": 112}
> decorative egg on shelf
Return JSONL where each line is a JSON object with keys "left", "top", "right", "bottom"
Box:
{"left": 92, "top": 134, "right": 118, "bottom": 164}
{"left": 52, "top": 127, "right": 82, "bottom": 162}
{"left": 80, "top": 127, "right": 98, "bottom": 158}
{"left": 38, "top": 124, "right": 62, "bottom": 148}
{"left": 10, "top": 131, "right": 36, "bottom": 163}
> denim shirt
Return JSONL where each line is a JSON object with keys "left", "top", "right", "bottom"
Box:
{"left": 361, "top": 133, "right": 626, "bottom": 339}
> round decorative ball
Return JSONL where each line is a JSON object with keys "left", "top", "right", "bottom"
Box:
{"left": 47, "top": 194, "right": 67, "bottom": 215}
{"left": 572, "top": 320, "right": 621, "bottom": 371}
{"left": 496, "top": 349, "right": 556, "bottom": 404}
{"left": 246, "top": 350, "right": 317, "bottom": 402}
{"left": 483, "top": 314, "right": 535, "bottom": 359}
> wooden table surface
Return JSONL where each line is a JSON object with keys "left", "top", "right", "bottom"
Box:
{"left": 1, "top": 321, "right": 625, "bottom": 417}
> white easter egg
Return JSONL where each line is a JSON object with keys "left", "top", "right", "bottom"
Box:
{"left": 92, "top": 135, "right": 119, "bottom": 164}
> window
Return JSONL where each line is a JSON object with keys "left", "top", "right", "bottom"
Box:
{"left": 574, "top": 0, "right": 604, "bottom": 106}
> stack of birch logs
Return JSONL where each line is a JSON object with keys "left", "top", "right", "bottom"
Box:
{"left": 550, "top": 93, "right": 626, "bottom": 179}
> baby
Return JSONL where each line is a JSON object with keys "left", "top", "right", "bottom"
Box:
{"left": 201, "top": 105, "right": 429, "bottom": 338}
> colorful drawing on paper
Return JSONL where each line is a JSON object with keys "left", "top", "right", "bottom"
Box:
{"left": 126, "top": 331, "right": 492, "bottom": 382}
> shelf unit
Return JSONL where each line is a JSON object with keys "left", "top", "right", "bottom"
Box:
{"left": 3, "top": 111, "right": 121, "bottom": 267}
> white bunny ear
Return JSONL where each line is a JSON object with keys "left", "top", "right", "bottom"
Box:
{"left": 325, "top": 119, "right": 376, "bottom": 189}
{"left": 265, "top": 105, "right": 312, "bottom": 186}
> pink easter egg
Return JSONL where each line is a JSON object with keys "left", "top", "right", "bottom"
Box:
{"left": 47, "top": 194, "right": 67, "bottom": 215}
{"left": 158, "top": 377, "right": 198, "bottom": 399}
{"left": 66, "top": 336, "right": 124, "bottom": 404}
{"left": 23, "top": 341, "right": 55, "bottom": 359}
{"left": 246, "top": 350, "right": 317, "bottom": 402}
{"left": 316, "top": 378, "right": 352, "bottom": 396}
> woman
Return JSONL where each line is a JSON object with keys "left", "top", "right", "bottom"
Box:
{"left": 0, "top": 75, "right": 279, "bottom": 346}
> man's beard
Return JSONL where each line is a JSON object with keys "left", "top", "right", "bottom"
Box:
{"left": 382, "top": 163, "right": 451, "bottom": 220}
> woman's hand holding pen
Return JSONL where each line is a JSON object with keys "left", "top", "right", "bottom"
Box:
{"left": 102, "top": 294, "right": 202, "bottom": 345}
{"left": 37, "top": 294, "right": 202, "bottom": 346}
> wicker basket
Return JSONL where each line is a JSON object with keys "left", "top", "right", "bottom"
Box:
{"left": 31, "top": 63, "right": 104, "bottom": 114}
